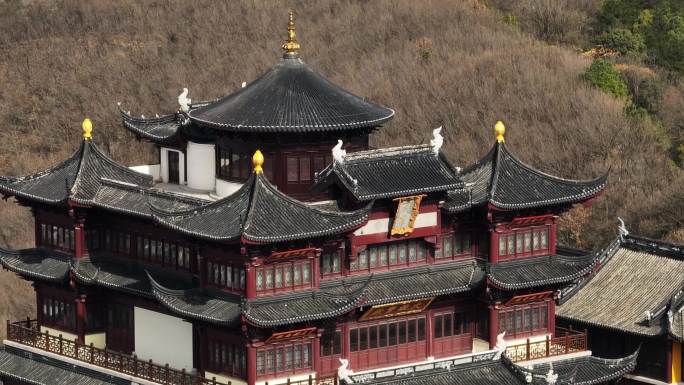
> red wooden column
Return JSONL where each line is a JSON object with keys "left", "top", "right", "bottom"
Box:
{"left": 426, "top": 309, "right": 434, "bottom": 358}
{"left": 548, "top": 300, "right": 556, "bottom": 335}
{"left": 313, "top": 329, "right": 322, "bottom": 375}
{"left": 75, "top": 294, "right": 86, "bottom": 344}
{"left": 312, "top": 250, "right": 321, "bottom": 289}
{"left": 342, "top": 320, "right": 350, "bottom": 359}
{"left": 488, "top": 304, "right": 499, "bottom": 349}
{"left": 245, "top": 262, "right": 257, "bottom": 299}
{"left": 246, "top": 342, "right": 258, "bottom": 385}
{"left": 489, "top": 227, "right": 499, "bottom": 264}
{"left": 71, "top": 210, "right": 88, "bottom": 259}
{"left": 549, "top": 219, "right": 558, "bottom": 255}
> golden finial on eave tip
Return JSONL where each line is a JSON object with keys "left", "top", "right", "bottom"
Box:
{"left": 282, "top": 10, "right": 300, "bottom": 56}
{"left": 82, "top": 118, "right": 93, "bottom": 140}
{"left": 253, "top": 150, "right": 264, "bottom": 174}
{"left": 495, "top": 120, "right": 505, "bottom": 143}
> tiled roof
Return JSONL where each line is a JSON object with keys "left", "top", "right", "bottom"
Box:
{"left": 150, "top": 260, "right": 482, "bottom": 327}
{"left": 0, "top": 247, "right": 70, "bottom": 283}
{"left": 120, "top": 109, "right": 185, "bottom": 144}
{"left": 443, "top": 142, "right": 607, "bottom": 212}
{"left": 71, "top": 255, "right": 195, "bottom": 297}
{"left": 315, "top": 144, "right": 463, "bottom": 201}
{"left": 188, "top": 57, "right": 393, "bottom": 133}
{"left": 351, "top": 352, "right": 637, "bottom": 385}
{"left": 557, "top": 234, "right": 684, "bottom": 337}
{"left": 487, "top": 249, "right": 597, "bottom": 291}
{"left": 0, "top": 345, "right": 127, "bottom": 385}
{"left": 153, "top": 172, "right": 370, "bottom": 244}
{"left": 0, "top": 140, "right": 152, "bottom": 206}
{"left": 324, "top": 260, "right": 484, "bottom": 305}
{"left": 148, "top": 274, "right": 242, "bottom": 326}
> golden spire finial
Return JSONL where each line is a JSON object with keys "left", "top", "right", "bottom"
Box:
{"left": 282, "top": 10, "right": 300, "bottom": 56}
{"left": 82, "top": 118, "right": 93, "bottom": 140}
{"left": 252, "top": 150, "right": 265, "bottom": 174}
{"left": 495, "top": 120, "right": 505, "bottom": 143}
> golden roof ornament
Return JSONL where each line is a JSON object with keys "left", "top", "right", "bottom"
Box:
{"left": 282, "top": 11, "right": 300, "bottom": 56}
{"left": 253, "top": 150, "right": 265, "bottom": 174}
{"left": 82, "top": 118, "right": 93, "bottom": 140}
{"left": 495, "top": 120, "right": 505, "bottom": 143}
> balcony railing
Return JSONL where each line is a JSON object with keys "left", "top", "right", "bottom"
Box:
{"left": 6, "top": 319, "right": 228, "bottom": 385}
{"left": 504, "top": 327, "right": 587, "bottom": 362}
{"left": 267, "top": 374, "right": 338, "bottom": 385}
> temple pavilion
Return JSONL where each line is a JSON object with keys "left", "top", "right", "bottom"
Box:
{"left": 0, "top": 11, "right": 638, "bottom": 385}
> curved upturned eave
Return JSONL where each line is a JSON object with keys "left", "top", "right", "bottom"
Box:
{"left": 0, "top": 247, "right": 71, "bottom": 283}
{"left": 120, "top": 108, "right": 184, "bottom": 144}
{"left": 187, "top": 57, "right": 394, "bottom": 133}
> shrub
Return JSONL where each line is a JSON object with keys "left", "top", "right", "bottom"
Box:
{"left": 594, "top": 28, "right": 645, "bottom": 55}
{"left": 645, "top": 1, "right": 684, "bottom": 73}
{"left": 583, "top": 59, "right": 629, "bottom": 98}
{"left": 597, "top": 0, "right": 649, "bottom": 31}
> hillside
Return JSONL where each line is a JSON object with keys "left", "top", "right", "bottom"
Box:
{"left": 0, "top": 0, "right": 681, "bottom": 336}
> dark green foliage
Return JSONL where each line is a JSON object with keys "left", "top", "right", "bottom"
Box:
{"left": 584, "top": 59, "right": 629, "bottom": 98}
{"left": 645, "top": 1, "right": 684, "bottom": 72}
{"left": 597, "top": 0, "right": 649, "bottom": 31}
{"left": 594, "top": 28, "right": 645, "bottom": 54}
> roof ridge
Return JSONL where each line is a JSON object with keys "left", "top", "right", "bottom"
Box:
{"left": 621, "top": 234, "right": 684, "bottom": 260}
{"left": 500, "top": 143, "right": 608, "bottom": 186}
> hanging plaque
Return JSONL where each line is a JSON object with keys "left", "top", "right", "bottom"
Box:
{"left": 390, "top": 195, "right": 426, "bottom": 236}
{"left": 359, "top": 298, "right": 434, "bottom": 321}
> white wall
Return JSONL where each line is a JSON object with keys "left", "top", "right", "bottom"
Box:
{"left": 160, "top": 148, "right": 186, "bottom": 185}
{"left": 129, "top": 164, "right": 161, "bottom": 182}
{"left": 134, "top": 307, "right": 194, "bottom": 371}
{"left": 354, "top": 211, "right": 438, "bottom": 236}
{"left": 215, "top": 178, "right": 244, "bottom": 197}
{"left": 186, "top": 141, "right": 215, "bottom": 191}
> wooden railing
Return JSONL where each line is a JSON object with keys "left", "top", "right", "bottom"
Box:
{"left": 6, "top": 319, "right": 229, "bottom": 385}
{"left": 267, "top": 373, "right": 338, "bottom": 385}
{"left": 504, "top": 327, "right": 587, "bottom": 362}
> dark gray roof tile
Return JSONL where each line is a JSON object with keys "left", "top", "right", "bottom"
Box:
{"left": 153, "top": 172, "right": 370, "bottom": 244}
{"left": 557, "top": 235, "right": 684, "bottom": 337}
{"left": 188, "top": 57, "right": 393, "bottom": 133}
{"left": 315, "top": 144, "right": 463, "bottom": 201}
{"left": 0, "top": 247, "right": 70, "bottom": 283}
{"left": 444, "top": 143, "right": 607, "bottom": 212}
{"left": 487, "top": 251, "right": 597, "bottom": 291}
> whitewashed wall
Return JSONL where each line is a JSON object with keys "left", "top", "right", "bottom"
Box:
{"left": 186, "top": 142, "right": 215, "bottom": 191}
{"left": 215, "top": 178, "right": 244, "bottom": 197}
{"left": 134, "top": 307, "right": 194, "bottom": 371}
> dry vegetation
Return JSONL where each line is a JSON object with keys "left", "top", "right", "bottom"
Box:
{"left": 0, "top": 0, "right": 682, "bottom": 334}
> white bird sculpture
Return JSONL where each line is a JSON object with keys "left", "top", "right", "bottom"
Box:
{"left": 332, "top": 139, "right": 347, "bottom": 164}
{"left": 545, "top": 366, "right": 558, "bottom": 385}
{"left": 178, "top": 88, "right": 191, "bottom": 112}
{"left": 493, "top": 331, "right": 507, "bottom": 360}
{"left": 430, "top": 126, "right": 443, "bottom": 155}
{"left": 618, "top": 217, "right": 629, "bottom": 240}
{"left": 338, "top": 358, "right": 354, "bottom": 384}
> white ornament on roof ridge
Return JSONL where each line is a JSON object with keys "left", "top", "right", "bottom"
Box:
{"left": 618, "top": 217, "right": 629, "bottom": 240}
{"left": 338, "top": 358, "right": 354, "bottom": 384}
{"left": 430, "top": 126, "right": 443, "bottom": 155}
{"left": 545, "top": 365, "right": 558, "bottom": 385}
{"left": 332, "top": 139, "right": 347, "bottom": 164}
{"left": 241, "top": 81, "right": 247, "bottom": 88}
{"left": 178, "top": 88, "right": 191, "bottom": 112}
{"left": 493, "top": 331, "right": 507, "bottom": 360}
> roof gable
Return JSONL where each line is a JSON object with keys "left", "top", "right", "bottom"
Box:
{"left": 0, "top": 140, "right": 153, "bottom": 206}
{"left": 153, "top": 172, "right": 371, "bottom": 244}
{"left": 315, "top": 144, "right": 464, "bottom": 201}
{"left": 444, "top": 142, "right": 607, "bottom": 212}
